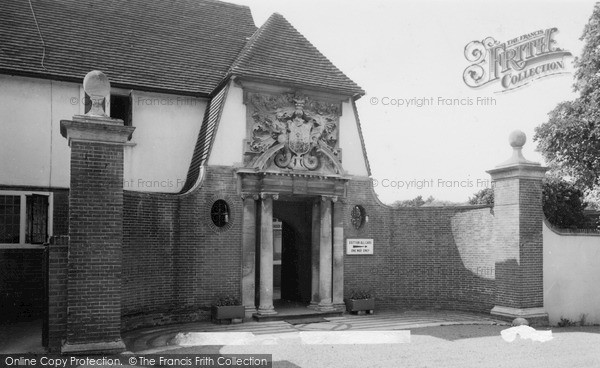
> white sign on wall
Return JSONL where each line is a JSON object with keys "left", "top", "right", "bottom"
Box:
{"left": 346, "top": 239, "right": 374, "bottom": 255}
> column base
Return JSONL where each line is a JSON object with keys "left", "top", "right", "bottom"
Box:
{"left": 307, "top": 302, "right": 319, "bottom": 310}
{"left": 490, "top": 306, "right": 549, "bottom": 326}
{"left": 257, "top": 306, "right": 278, "bottom": 315}
{"left": 317, "top": 302, "right": 335, "bottom": 312}
{"left": 244, "top": 306, "right": 257, "bottom": 320}
{"left": 62, "top": 339, "right": 126, "bottom": 355}
{"left": 333, "top": 303, "right": 346, "bottom": 312}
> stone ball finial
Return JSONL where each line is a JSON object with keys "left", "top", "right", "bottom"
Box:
{"left": 83, "top": 70, "right": 110, "bottom": 117}
{"left": 83, "top": 70, "right": 110, "bottom": 98}
{"left": 509, "top": 130, "right": 526, "bottom": 148}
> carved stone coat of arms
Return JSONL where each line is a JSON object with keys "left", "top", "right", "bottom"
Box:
{"left": 244, "top": 92, "right": 343, "bottom": 174}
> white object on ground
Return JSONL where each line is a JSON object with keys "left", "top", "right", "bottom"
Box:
{"left": 500, "top": 325, "right": 553, "bottom": 342}
{"left": 299, "top": 331, "right": 410, "bottom": 345}
{"left": 173, "top": 330, "right": 410, "bottom": 346}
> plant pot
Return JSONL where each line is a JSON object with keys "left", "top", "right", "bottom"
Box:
{"left": 211, "top": 305, "right": 245, "bottom": 320}
{"left": 345, "top": 298, "right": 375, "bottom": 314}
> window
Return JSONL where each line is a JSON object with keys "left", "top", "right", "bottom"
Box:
{"left": 110, "top": 94, "right": 132, "bottom": 126}
{"left": 351, "top": 205, "right": 366, "bottom": 230}
{"left": 0, "top": 192, "right": 52, "bottom": 246}
{"left": 210, "top": 199, "right": 230, "bottom": 228}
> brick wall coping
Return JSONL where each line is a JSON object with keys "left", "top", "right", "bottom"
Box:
{"left": 544, "top": 219, "right": 600, "bottom": 237}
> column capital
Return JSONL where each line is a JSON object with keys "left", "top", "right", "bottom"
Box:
{"left": 321, "top": 195, "right": 338, "bottom": 203}
{"left": 260, "top": 192, "right": 279, "bottom": 200}
{"left": 241, "top": 192, "right": 259, "bottom": 201}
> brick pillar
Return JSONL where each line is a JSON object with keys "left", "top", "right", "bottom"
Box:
{"left": 487, "top": 130, "right": 548, "bottom": 325}
{"left": 60, "top": 71, "right": 135, "bottom": 353}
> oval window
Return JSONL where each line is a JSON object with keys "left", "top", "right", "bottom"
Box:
{"left": 210, "top": 199, "right": 230, "bottom": 228}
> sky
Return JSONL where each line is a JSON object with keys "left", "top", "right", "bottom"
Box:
{"left": 230, "top": 0, "right": 596, "bottom": 204}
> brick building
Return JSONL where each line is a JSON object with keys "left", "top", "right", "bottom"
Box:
{"left": 0, "top": 0, "right": 548, "bottom": 354}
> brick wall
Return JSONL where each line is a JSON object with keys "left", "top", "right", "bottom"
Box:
{"left": 0, "top": 248, "right": 45, "bottom": 321}
{"left": 344, "top": 178, "right": 497, "bottom": 313}
{"left": 119, "top": 169, "right": 542, "bottom": 327}
{"left": 46, "top": 235, "right": 68, "bottom": 352}
{"left": 121, "top": 166, "right": 242, "bottom": 330}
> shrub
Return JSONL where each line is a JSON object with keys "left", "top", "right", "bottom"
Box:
{"left": 213, "top": 295, "right": 241, "bottom": 306}
{"left": 348, "top": 290, "right": 372, "bottom": 300}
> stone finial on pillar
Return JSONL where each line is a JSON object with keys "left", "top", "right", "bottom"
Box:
{"left": 487, "top": 130, "right": 548, "bottom": 326}
{"left": 60, "top": 71, "right": 135, "bottom": 354}
{"left": 496, "top": 130, "right": 540, "bottom": 167}
{"left": 84, "top": 70, "right": 110, "bottom": 117}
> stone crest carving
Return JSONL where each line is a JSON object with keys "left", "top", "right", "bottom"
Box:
{"left": 244, "top": 92, "right": 343, "bottom": 174}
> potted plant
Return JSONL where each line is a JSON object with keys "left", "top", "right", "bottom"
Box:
{"left": 344, "top": 290, "right": 375, "bottom": 314}
{"left": 211, "top": 296, "right": 245, "bottom": 323}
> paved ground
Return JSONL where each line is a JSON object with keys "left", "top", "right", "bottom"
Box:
{"left": 0, "top": 319, "right": 44, "bottom": 354}
{"left": 122, "top": 311, "right": 600, "bottom": 368}
{"left": 123, "top": 310, "right": 504, "bottom": 352}
{"left": 3, "top": 312, "right": 600, "bottom": 367}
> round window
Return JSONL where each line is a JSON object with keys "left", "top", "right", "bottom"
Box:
{"left": 351, "top": 205, "right": 366, "bottom": 230}
{"left": 210, "top": 199, "right": 230, "bottom": 228}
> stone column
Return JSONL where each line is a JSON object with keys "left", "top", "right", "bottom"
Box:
{"left": 257, "top": 192, "right": 278, "bottom": 315}
{"left": 309, "top": 200, "right": 321, "bottom": 309}
{"left": 60, "top": 71, "right": 135, "bottom": 354}
{"left": 332, "top": 200, "right": 345, "bottom": 309}
{"left": 318, "top": 196, "right": 335, "bottom": 311}
{"left": 487, "top": 130, "right": 548, "bottom": 325}
{"left": 241, "top": 194, "right": 258, "bottom": 319}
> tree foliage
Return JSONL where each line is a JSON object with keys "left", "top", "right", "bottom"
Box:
{"left": 534, "top": 4, "right": 600, "bottom": 201}
{"left": 390, "top": 195, "right": 464, "bottom": 207}
{"left": 468, "top": 187, "right": 494, "bottom": 205}
{"left": 542, "top": 177, "right": 588, "bottom": 229}
{"left": 468, "top": 179, "right": 590, "bottom": 229}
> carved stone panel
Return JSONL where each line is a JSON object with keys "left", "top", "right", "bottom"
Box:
{"left": 244, "top": 92, "right": 344, "bottom": 175}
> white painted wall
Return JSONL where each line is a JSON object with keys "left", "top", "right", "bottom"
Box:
{"left": 543, "top": 222, "right": 600, "bottom": 325}
{"left": 0, "top": 75, "right": 76, "bottom": 188}
{"left": 207, "top": 81, "right": 246, "bottom": 167}
{"left": 208, "top": 86, "right": 371, "bottom": 177}
{"left": 339, "top": 99, "right": 369, "bottom": 177}
{"left": 124, "top": 91, "right": 206, "bottom": 193}
{"left": 0, "top": 74, "right": 206, "bottom": 193}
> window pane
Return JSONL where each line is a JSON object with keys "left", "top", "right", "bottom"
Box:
{"left": 110, "top": 94, "right": 132, "bottom": 126}
{"left": 0, "top": 195, "right": 20, "bottom": 243}
{"left": 26, "top": 195, "right": 48, "bottom": 244}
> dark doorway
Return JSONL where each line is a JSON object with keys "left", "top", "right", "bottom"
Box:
{"left": 273, "top": 199, "right": 312, "bottom": 304}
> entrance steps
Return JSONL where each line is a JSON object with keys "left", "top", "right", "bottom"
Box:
{"left": 253, "top": 300, "right": 344, "bottom": 322}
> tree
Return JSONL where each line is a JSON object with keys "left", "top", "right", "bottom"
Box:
{"left": 468, "top": 187, "right": 494, "bottom": 205}
{"left": 534, "top": 3, "right": 600, "bottom": 206}
{"left": 391, "top": 195, "right": 426, "bottom": 208}
{"left": 542, "top": 177, "right": 588, "bottom": 229}
{"left": 467, "top": 179, "right": 590, "bottom": 229}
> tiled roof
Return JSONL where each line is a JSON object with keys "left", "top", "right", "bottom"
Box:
{"left": 352, "top": 99, "right": 372, "bottom": 176}
{"left": 180, "top": 83, "right": 229, "bottom": 193}
{"left": 0, "top": 0, "right": 257, "bottom": 96}
{"left": 229, "top": 13, "right": 365, "bottom": 97}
